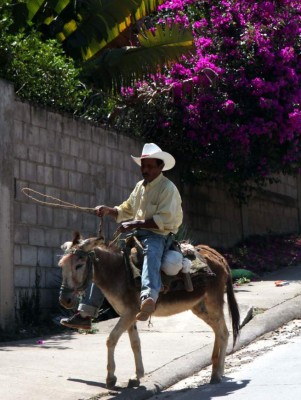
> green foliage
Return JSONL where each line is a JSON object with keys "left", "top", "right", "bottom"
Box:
{"left": 0, "top": 29, "right": 89, "bottom": 112}
{"left": 7, "top": 0, "right": 194, "bottom": 92}
{"left": 11, "top": 0, "right": 167, "bottom": 60}
{"left": 0, "top": 2, "right": 116, "bottom": 120}
{"left": 81, "top": 24, "right": 195, "bottom": 92}
{"left": 231, "top": 269, "right": 259, "bottom": 283}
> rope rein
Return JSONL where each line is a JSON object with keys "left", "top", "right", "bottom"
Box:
{"left": 21, "top": 187, "right": 96, "bottom": 215}
{"left": 22, "top": 188, "right": 121, "bottom": 254}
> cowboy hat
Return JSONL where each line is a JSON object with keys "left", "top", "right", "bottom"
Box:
{"left": 131, "top": 143, "right": 175, "bottom": 171}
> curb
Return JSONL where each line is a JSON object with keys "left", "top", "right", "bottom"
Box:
{"left": 99, "top": 294, "right": 301, "bottom": 400}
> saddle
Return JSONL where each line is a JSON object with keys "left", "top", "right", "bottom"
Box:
{"left": 122, "top": 235, "right": 216, "bottom": 294}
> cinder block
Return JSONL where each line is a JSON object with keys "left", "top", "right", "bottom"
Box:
{"left": 47, "top": 111, "right": 63, "bottom": 133}
{"left": 26, "top": 125, "right": 40, "bottom": 146}
{"left": 37, "top": 205, "right": 53, "bottom": 226}
{"left": 31, "top": 106, "right": 47, "bottom": 128}
{"left": 22, "top": 161, "right": 37, "bottom": 181}
{"left": 14, "top": 159, "right": 20, "bottom": 179}
{"left": 62, "top": 116, "right": 78, "bottom": 136}
{"left": 45, "top": 151, "right": 62, "bottom": 167}
{"left": 14, "top": 100, "right": 31, "bottom": 123}
{"left": 15, "top": 143, "right": 28, "bottom": 160}
{"left": 30, "top": 265, "right": 45, "bottom": 288}
{"left": 29, "top": 147, "right": 45, "bottom": 163}
{"left": 14, "top": 244, "right": 21, "bottom": 265}
{"left": 92, "top": 126, "right": 105, "bottom": 145}
{"left": 69, "top": 171, "right": 82, "bottom": 191}
{"left": 82, "top": 215, "right": 98, "bottom": 233}
{"left": 62, "top": 155, "right": 76, "bottom": 170}
{"left": 21, "top": 245, "right": 38, "bottom": 266}
{"left": 14, "top": 225, "right": 29, "bottom": 244}
{"left": 78, "top": 122, "right": 92, "bottom": 140}
{"left": 70, "top": 139, "right": 80, "bottom": 157}
{"left": 13, "top": 119, "right": 24, "bottom": 141}
{"left": 53, "top": 168, "right": 68, "bottom": 188}
{"left": 77, "top": 158, "right": 89, "bottom": 174}
{"left": 14, "top": 266, "right": 30, "bottom": 287}
{"left": 37, "top": 165, "right": 53, "bottom": 185}
{"left": 21, "top": 203, "right": 37, "bottom": 224}
{"left": 37, "top": 247, "right": 53, "bottom": 268}
{"left": 53, "top": 209, "right": 68, "bottom": 228}
{"left": 29, "top": 227, "right": 45, "bottom": 246}
{"left": 45, "top": 267, "right": 62, "bottom": 289}
{"left": 106, "top": 130, "right": 119, "bottom": 148}
{"left": 45, "top": 229, "right": 61, "bottom": 247}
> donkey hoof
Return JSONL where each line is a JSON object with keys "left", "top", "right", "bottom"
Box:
{"left": 210, "top": 375, "right": 222, "bottom": 384}
{"left": 106, "top": 375, "right": 117, "bottom": 389}
{"left": 128, "top": 378, "right": 140, "bottom": 388}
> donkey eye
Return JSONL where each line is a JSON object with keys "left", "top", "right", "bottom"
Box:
{"left": 75, "top": 264, "right": 84, "bottom": 270}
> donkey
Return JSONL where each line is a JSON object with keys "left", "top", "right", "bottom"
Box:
{"left": 58, "top": 232, "right": 240, "bottom": 388}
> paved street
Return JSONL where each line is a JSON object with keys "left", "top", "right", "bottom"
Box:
{"left": 0, "top": 265, "right": 300, "bottom": 400}
{"left": 148, "top": 319, "right": 301, "bottom": 400}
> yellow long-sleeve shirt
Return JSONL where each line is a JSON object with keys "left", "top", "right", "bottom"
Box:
{"left": 115, "top": 173, "right": 183, "bottom": 236}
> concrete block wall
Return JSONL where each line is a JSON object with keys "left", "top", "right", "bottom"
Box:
{"left": 0, "top": 80, "right": 15, "bottom": 329}
{"left": 12, "top": 98, "right": 142, "bottom": 320}
{"left": 180, "top": 182, "right": 243, "bottom": 248}
{"left": 181, "top": 176, "right": 299, "bottom": 248}
{"left": 0, "top": 78, "right": 300, "bottom": 329}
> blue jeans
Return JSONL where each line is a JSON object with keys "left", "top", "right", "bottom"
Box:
{"left": 78, "top": 282, "right": 104, "bottom": 318}
{"left": 136, "top": 229, "right": 168, "bottom": 302}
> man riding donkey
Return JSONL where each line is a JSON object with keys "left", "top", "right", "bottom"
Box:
{"left": 60, "top": 143, "right": 183, "bottom": 329}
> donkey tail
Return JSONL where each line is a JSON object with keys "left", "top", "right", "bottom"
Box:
{"left": 226, "top": 274, "right": 240, "bottom": 347}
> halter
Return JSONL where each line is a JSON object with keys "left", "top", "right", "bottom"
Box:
{"left": 60, "top": 248, "right": 99, "bottom": 294}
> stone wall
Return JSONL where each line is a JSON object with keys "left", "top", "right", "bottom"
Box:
{"left": 0, "top": 78, "right": 300, "bottom": 329}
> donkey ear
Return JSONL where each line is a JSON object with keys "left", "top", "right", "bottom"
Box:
{"left": 79, "top": 236, "right": 104, "bottom": 251}
{"left": 72, "top": 231, "right": 82, "bottom": 245}
{"left": 61, "top": 241, "right": 73, "bottom": 251}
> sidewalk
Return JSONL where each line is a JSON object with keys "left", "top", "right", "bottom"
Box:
{"left": 0, "top": 265, "right": 300, "bottom": 400}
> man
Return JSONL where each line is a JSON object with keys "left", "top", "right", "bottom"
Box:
{"left": 60, "top": 143, "right": 183, "bottom": 328}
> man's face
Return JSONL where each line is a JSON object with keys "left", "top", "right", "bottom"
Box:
{"left": 140, "top": 158, "right": 164, "bottom": 182}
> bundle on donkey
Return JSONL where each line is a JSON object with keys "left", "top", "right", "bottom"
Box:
{"left": 58, "top": 232, "right": 240, "bottom": 388}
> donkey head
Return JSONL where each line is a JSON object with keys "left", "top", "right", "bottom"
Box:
{"left": 58, "top": 231, "right": 104, "bottom": 309}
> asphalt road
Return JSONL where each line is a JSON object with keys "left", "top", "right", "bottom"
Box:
{"left": 147, "top": 319, "right": 301, "bottom": 400}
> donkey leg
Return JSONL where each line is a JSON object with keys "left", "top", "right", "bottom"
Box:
{"left": 127, "top": 323, "right": 144, "bottom": 387}
{"left": 106, "top": 316, "right": 135, "bottom": 388}
{"left": 192, "top": 299, "right": 229, "bottom": 384}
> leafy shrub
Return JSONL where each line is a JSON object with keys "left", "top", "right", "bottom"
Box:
{"left": 0, "top": 29, "right": 88, "bottom": 110}
{"left": 0, "top": 3, "right": 115, "bottom": 121}
{"left": 222, "top": 233, "right": 301, "bottom": 275}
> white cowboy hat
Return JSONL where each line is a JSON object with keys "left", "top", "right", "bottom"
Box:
{"left": 131, "top": 143, "right": 175, "bottom": 171}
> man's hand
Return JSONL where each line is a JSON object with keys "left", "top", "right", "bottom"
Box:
{"left": 94, "top": 205, "right": 117, "bottom": 218}
{"left": 117, "top": 220, "right": 140, "bottom": 233}
{"left": 117, "top": 218, "right": 159, "bottom": 233}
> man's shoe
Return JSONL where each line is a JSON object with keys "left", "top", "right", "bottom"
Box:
{"left": 136, "top": 297, "right": 156, "bottom": 321}
{"left": 60, "top": 313, "right": 92, "bottom": 330}
{"left": 95, "top": 307, "right": 119, "bottom": 322}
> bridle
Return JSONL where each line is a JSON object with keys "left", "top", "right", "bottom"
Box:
{"left": 59, "top": 247, "right": 100, "bottom": 295}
